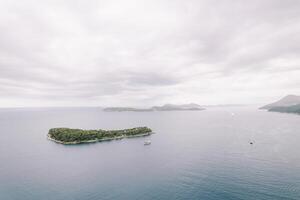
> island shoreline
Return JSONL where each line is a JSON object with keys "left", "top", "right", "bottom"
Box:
{"left": 47, "top": 132, "right": 153, "bottom": 145}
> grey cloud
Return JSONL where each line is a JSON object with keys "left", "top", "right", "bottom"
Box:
{"left": 0, "top": 0, "right": 299, "bottom": 107}
{"left": 124, "top": 72, "right": 179, "bottom": 87}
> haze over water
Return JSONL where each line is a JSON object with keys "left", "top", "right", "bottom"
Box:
{"left": 0, "top": 106, "right": 300, "bottom": 200}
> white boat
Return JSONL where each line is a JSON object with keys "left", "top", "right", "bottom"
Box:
{"left": 144, "top": 140, "right": 151, "bottom": 145}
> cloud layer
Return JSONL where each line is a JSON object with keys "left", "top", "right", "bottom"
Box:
{"left": 0, "top": 0, "right": 300, "bottom": 107}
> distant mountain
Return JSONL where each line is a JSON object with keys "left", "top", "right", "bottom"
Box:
{"left": 151, "top": 103, "right": 205, "bottom": 111}
{"left": 260, "top": 95, "right": 300, "bottom": 115}
{"left": 103, "top": 107, "right": 152, "bottom": 112}
{"left": 268, "top": 104, "right": 300, "bottom": 114}
{"left": 103, "top": 103, "right": 205, "bottom": 112}
{"left": 260, "top": 95, "right": 300, "bottom": 109}
{"left": 203, "top": 104, "right": 246, "bottom": 107}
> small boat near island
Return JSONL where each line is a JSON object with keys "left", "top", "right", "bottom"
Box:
{"left": 144, "top": 140, "right": 151, "bottom": 145}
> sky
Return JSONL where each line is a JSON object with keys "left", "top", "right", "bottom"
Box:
{"left": 0, "top": 0, "right": 299, "bottom": 107}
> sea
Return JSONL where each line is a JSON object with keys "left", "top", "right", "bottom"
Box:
{"left": 0, "top": 106, "right": 299, "bottom": 200}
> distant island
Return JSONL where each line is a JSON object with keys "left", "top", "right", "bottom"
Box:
{"left": 103, "top": 103, "right": 205, "bottom": 112}
{"left": 152, "top": 103, "right": 204, "bottom": 111}
{"left": 260, "top": 95, "right": 300, "bottom": 115}
{"left": 103, "top": 107, "right": 153, "bottom": 112}
{"left": 268, "top": 104, "right": 300, "bottom": 114}
{"left": 47, "top": 127, "right": 153, "bottom": 144}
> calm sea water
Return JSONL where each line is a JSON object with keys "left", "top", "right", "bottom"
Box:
{"left": 0, "top": 106, "right": 300, "bottom": 200}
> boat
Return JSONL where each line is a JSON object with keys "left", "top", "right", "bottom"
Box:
{"left": 144, "top": 140, "right": 151, "bottom": 145}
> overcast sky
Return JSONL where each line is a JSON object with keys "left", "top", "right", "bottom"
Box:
{"left": 0, "top": 0, "right": 299, "bottom": 107}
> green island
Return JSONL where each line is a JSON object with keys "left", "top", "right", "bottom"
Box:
{"left": 47, "top": 127, "right": 153, "bottom": 144}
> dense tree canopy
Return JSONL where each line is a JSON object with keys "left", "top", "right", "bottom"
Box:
{"left": 48, "top": 127, "right": 152, "bottom": 143}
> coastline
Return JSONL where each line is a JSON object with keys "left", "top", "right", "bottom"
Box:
{"left": 47, "top": 132, "right": 153, "bottom": 145}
